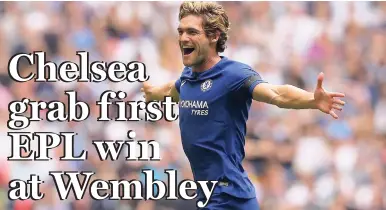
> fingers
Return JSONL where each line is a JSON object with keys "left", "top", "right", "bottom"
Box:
{"left": 329, "top": 92, "right": 345, "bottom": 97}
{"left": 141, "top": 83, "right": 150, "bottom": 100}
{"left": 332, "top": 104, "right": 343, "bottom": 111}
{"left": 329, "top": 110, "right": 338, "bottom": 119}
{"left": 143, "top": 81, "right": 151, "bottom": 89}
{"left": 316, "top": 72, "right": 324, "bottom": 89}
{"left": 333, "top": 98, "right": 345, "bottom": 106}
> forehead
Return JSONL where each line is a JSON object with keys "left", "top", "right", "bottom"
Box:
{"left": 178, "top": 15, "right": 204, "bottom": 30}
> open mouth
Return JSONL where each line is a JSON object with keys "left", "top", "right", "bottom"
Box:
{"left": 183, "top": 48, "right": 195, "bottom": 55}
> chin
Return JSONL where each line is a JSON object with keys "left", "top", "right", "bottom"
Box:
{"left": 182, "top": 58, "right": 194, "bottom": 67}
{"left": 183, "top": 62, "right": 193, "bottom": 67}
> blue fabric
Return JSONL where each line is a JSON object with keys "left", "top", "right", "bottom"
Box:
{"left": 175, "top": 56, "right": 266, "bottom": 199}
{"left": 198, "top": 193, "right": 260, "bottom": 210}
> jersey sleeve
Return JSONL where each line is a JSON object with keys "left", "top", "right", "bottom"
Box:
{"left": 175, "top": 78, "right": 181, "bottom": 93}
{"left": 175, "top": 67, "right": 191, "bottom": 93}
{"left": 229, "top": 68, "right": 267, "bottom": 96}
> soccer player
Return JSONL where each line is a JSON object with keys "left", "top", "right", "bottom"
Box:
{"left": 141, "top": 2, "right": 345, "bottom": 210}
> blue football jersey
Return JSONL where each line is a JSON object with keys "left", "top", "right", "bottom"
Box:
{"left": 175, "top": 56, "right": 266, "bottom": 199}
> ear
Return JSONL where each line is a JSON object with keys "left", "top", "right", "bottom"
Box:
{"left": 211, "top": 31, "right": 221, "bottom": 43}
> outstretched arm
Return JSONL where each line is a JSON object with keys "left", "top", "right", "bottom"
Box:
{"left": 252, "top": 72, "right": 345, "bottom": 119}
{"left": 141, "top": 81, "right": 180, "bottom": 102}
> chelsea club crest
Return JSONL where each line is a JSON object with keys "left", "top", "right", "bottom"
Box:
{"left": 201, "top": 79, "right": 212, "bottom": 92}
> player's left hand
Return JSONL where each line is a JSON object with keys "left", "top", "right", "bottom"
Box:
{"left": 313, "top": 72, "right": 345, "bottom": 119}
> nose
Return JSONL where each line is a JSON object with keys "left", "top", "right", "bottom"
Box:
{"left": 179, "top": 32, "right": 189, "bottom": 44}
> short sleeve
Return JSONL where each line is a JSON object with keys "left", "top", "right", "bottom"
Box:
{"left": 229, "top": 68, "right": 267, "bottom": 96}
{"left": 175, "top": 67, "right": 192, "bottom": 93}
{"left": 175, "top": 79, "right": 181, "bottom": 93}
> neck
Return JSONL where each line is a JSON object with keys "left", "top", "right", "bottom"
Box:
{"left": 192, "top": 54, "right": 221, "bottom": 73}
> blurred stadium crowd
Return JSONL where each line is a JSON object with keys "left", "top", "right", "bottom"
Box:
{"left": 0, "top": 1, "right": 385, "bottom": 210}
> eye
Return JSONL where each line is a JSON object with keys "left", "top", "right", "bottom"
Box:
{"left": 188, "top": 30, "right": 197, "bottom": 35}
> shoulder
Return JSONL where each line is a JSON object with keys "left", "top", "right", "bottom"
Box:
{"left": 220, "top": 58, "right": 266, "bottom": 93}
{"left": 177, "top": 66, "right": 192, "bottom": 79}
{"left": 221, "top": 58, "right": 257, "bottom": 79}
{"left": 222, "top": 58, "right": 252, "bottom": 70}
{"left": 175, "top": 67, "right": 191, "bottom": 90}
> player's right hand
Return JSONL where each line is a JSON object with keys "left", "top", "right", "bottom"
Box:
{"left": 141, "top": 81, "right": 155, "bottom": 102}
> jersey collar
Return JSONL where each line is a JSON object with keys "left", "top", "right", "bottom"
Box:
{"left": 183, "top": 56, "right": 228, "bottom": 81}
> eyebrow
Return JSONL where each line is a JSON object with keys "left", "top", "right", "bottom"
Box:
{"left": 177, "top": 27, "right": 200, "bottom": 32}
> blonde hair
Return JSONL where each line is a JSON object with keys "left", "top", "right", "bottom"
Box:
{"left": 179, "top": 1, "right": 230, "bottom": 53}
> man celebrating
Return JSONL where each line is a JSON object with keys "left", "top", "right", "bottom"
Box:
{"left": 142, "top": 2, "right": 345, "bottom": 209}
